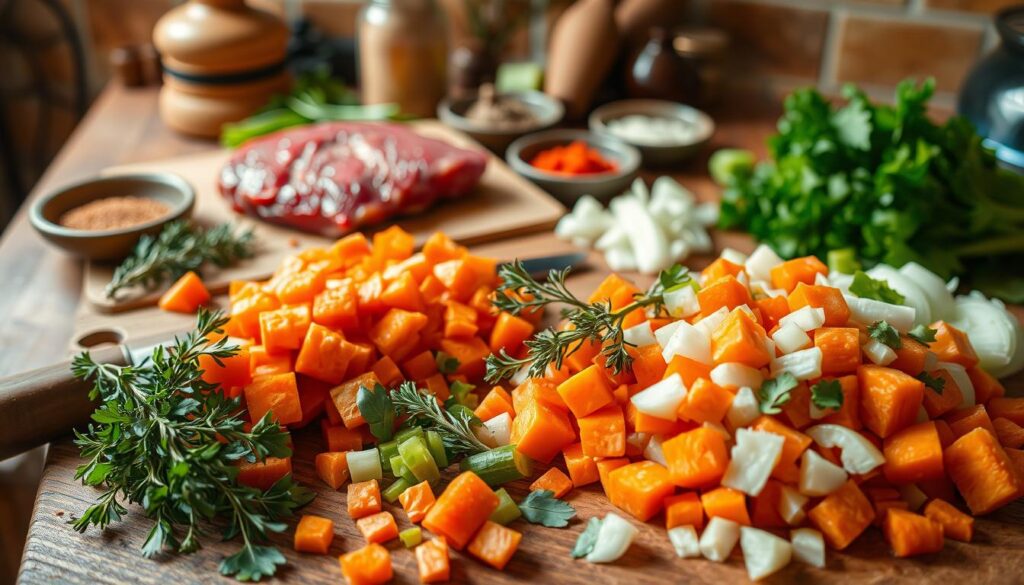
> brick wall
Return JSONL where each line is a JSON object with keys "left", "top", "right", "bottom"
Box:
{"left": 693, "top": 0, "right": 1006, "bottom": 107}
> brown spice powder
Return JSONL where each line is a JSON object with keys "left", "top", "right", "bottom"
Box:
{"left": 59, "top": 196, "right": 170, "bottom": 231}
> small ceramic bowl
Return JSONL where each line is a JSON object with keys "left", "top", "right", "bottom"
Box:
{"left": 506, "top": 129, "right": 641, "bottom": 207}
{"left": 438, "top": 90, "right": 565, "bottom": 154}
{"left": 30, "top": 173, "right": 195, "bottom": 260}
{"left": 589, "top": 99, "right": 715, "bottom": 167}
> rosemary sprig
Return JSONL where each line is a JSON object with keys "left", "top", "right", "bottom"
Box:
{"left": 70, "top": 309, "right": 313, "bottom": 581}
{"left": 105, "top": 220, "right": 254, "bottom": 299}
{"left": 485, "top": 260, "right": 688, "bottom": 383}
{"left": 390, "top": 381, "right": 490, "bottom": 456}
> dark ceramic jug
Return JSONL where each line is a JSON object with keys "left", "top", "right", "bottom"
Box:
{"left": 959, "top": 6, "right": 1024, "bottom": 170}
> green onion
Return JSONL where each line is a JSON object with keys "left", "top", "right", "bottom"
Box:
{"left": 390, "top": 455, "right": 417, "bottom": 485}
{"left": 489, "top": 488, "right": 523, "bottom": 525}
{"left": 382, "top": 477, "right": 411, "bottom": 503}
{"left": 347, "top": 448, "right": 383, "bottom": 483}
{"left": 399, "top": 526, "right": 423, "bottom": 548}
{"left": 395, "top": 426, "right": 425, "bottom": 444}
{"left": 827, "top": 248, "right": 861, "bottom": 275}
{"left": 425, "top": 430, "right": 449, "bottom": 468}
{"left": 399, "top": 436, "right": 441, "bottom": 484}
{"left": 379, "top": 439, "right": 399, "bottom": 473}
{"left": 459, "top": 444, "right": 532, "bottom": 486}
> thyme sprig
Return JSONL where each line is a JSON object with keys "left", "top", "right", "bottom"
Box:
{"left": 391, "top": 381, "right": 490, "bottom": 456}
{"left": 106, "top": 220, "right": 254, "bottom": 299}
{"left": 70, "top": 309, "right": 312, "bottom": 581}
{"left": 485, "top": 260, "right": 688, "bottom": 382}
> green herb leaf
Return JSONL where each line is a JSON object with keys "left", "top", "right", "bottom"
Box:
{"left": 571, "top": 517, "right": 603, "bottom": 558}
{"left": 659, "top": 264, "right": 693, "bottom": 292}
{"left": 908, "top": 324, "right": 938, "bottom": 345}
{"left": 849, "top": 271, "right": 905, "bottom": 305}
{"left": 869, "top": 320, "right": 902, "bottom": 350}
{"left": 518, "top": 490, "right": 576, "bottom": 528}
{"left": 435, "top": 352, "right": 460, "bottom": 375}
{"left": 449, "top": 380, "right": 476, "bottom": 407}
{"left": 917, "top": 371, "right": 946, "bottom": 394}
{"left": 356, "top": 383, "right": 395, "bottom": 442}
{"left": 391, "top": 382, "right": 489, "bottom": 456}
{"left": 219, "top": 544, "right": 286, "bottom": 582}
{"left": 810, "top": 379, "right": 844, "bottom": 410}
{"left": 758, "top": 373, "right": 799, "bottom": 415}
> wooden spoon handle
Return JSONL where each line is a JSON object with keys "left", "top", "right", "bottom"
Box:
{"left": 0, "top": 344, "right": 128, "bottom": 460}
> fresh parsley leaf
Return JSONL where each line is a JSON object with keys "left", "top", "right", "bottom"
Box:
{"left": 849, "top": 271, "right": 905, "bottom": 305}
{"left": 435, "top": 352, "right": 460, "bottom": 375}
{"left": 758, "top": 373, "right": 799, "bottom": 414}
{"left": 659, "top": 264, "right": 693, "bottom": 292}
{"left": 908, "top": 324, "right": 937, "bottom": 345}
{"left": 917, "top": 371, "right": 946, "bottom": 394}
{"left": 810, "top": 379, "right": 844, "bottom": 410}
{"left": 832, "top": 96, "right": 872, "bottom": 151}
{"left": 356, "top": 383, "right": 395, "bottom": 441}
{"left": 868, "top": 320, "right": 902, "bottom": 350}
{"left": 449, "top": 380, "right": 476, "bottom": 407}
{"left": 518, "top": 489, "right": 576, "bottom": 528}
{"left": 571, "top": 517, "right": 603, "bottom": 558}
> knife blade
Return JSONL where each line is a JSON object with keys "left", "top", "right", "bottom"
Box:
{"left": 505, "top": 252, "right": 589, "bottom": 280}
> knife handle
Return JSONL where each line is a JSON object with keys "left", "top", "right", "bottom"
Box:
{"left": 0, "top": 344, "right": 128, "bottom": 460}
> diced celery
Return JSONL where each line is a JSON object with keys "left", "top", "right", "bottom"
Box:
{"left": 489, "top": 488, "right": 523, "bottom": 525}
{"left": 382, "top": 477, "right": 411, "bottom": 503}
{"left": 449, "top": 381, "right": 476, "bottom": 406}
{"left": 828, "top": 248, "right": 861, "bottom": 275}
{"left": 347, "top": 448, "right": 383, "bottom": 483}
{"left": 390, "top": 455, "right": 417, "bottom": 485}
{"left": 495, "top": 61, "right": 544, "bottom": 92}
{"left": 425, "top": 430, "right": 449, "bottom": 469}
{"left": 378, "top": 439, "right": 399, "bottom": 473}
{"left": 395, "top": 426, "right": 425, "bottom": 444}
{"left": 459, "top": 444, "right": 532, "bottom": 486}
{"left": 399, "top": 436, "right": 441, "bottom": 484}
{"left": 400, "top": 526, "right": 423, "bottom": 548}
{"left": 708, "top": 148, "right": 755, "bottom": 186}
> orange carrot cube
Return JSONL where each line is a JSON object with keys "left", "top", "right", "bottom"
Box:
{"left": 665, "top": 491, "right": 704, "bottom": 530}
{"left": 770, "top": 256, "right": 828, "bottom": 294}
{"left": 883, "top": 508, "right": 944, "bottom": 557}
{"left": 858, "top": 365, "right": 925, "bottom": 439}
{"left": 294, "top": 514, "right": 334, "bottom": 554}
{"left": 562, "top": 443, "right": 600, "bottom": 487}
{"left": 787, "top": 283, "right": 850, "bottom": 327}
{"left": 243, "top": 372, "right": 303, "bottom": 425}
{"left": 356, "top": 511, "right": 399, "bottom": 544}
{"left": 577, "top": 404, "right": 626, "bottom": 458}
{"left": 467, "top": 521, "right": 522, "bottom": 570}
{"left": 606, "top": 461, "right": 675, "bottom": 521}
{"left": 510, "top": 399, "right": 577, "bottom": 464}
{"left": 882, "top": 421, "right": 945, "bottom": 484}
{"left": 399, "top": 480, "right": 436, "bottom": 524}
{"left": 662, "top": 427, "right": 729, "bottom": 488}
{"left": 944, "top": 427, "right": 1021, "bottom": 515}
{"left": 701, "top": 486, "right": 750, "bottom": 525}
{"left": 348, "top": 479, "right": 382, "bottom": 519}
{"left": 923, "top": 498, "right": 973, "bottom": 542}
{"left": 556, "top": 364, "right": 615, "bottom": 418}
{"left": 530, "top": 467, "right": 574, "bottom": 499}
{"left": 339, "top": 543, "right": 392, "bottom": 585}
{"left": 807, "top": 480, "right": 875, "bottom": 550}
{"left": 815, "top": 327, "right": 862, "bottom": 375}
{"left": 315, "top": 452, "right": 350, "bottom": 490}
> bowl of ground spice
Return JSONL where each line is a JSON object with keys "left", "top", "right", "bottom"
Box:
{"left": 30, "top": 173, "right": 194, "bottom": 260}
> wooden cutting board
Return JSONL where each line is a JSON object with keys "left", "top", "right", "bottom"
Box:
{"left": 83, "top": 120, "right": 565, "bottom": 313}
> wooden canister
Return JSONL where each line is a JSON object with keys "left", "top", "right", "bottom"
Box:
{"left": 153, "top": 0, "right": 290, "bottom": 138}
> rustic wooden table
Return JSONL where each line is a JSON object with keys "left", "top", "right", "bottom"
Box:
{"left": 6, "top": 82, "right": 1024, "bottom": 584}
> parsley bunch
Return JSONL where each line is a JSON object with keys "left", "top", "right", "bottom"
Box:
{"left": 715, "top": 78, "right": 1024, "bottom": 302}
{"left": 70, "top": 310, "right": 313, "bottom": 581}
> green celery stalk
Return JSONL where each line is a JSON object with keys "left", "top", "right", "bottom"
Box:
{"left": 382, "top": 477, "right": 411, "bottom": 503}
{"left": 379, "top": 439, "right": 399, "bottom": 473}
{"left": 459, "top": 445, "right": 532, "bottom": 486}
{"left": 489, "top": 488, "right": 523, "bottom": 525}
{"left": 398, "top": 436, "right": 441, "bottom": 484}
{"left": 827, "top": 248, "right": 861, "bottom": 275}
{"left": 390, "top": 455, "right": 417, "bottom": 485}
{"left": 425, "top": 430, "right": 449, "bottom": 468}
{"left": 399, "top": 527, "right": 423, "bottom": 548}
{"left": 394, "top": 426, "right": 425, "bottom": 444}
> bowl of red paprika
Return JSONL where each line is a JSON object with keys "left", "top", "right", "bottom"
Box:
{"left": 506, "top": 129, "right": 640, "bottom": 207}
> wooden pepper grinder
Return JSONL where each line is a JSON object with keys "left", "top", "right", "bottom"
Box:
{"left": 153, "top": 0, "right": 290, "bottom": 138}
{"left": 544, "top": 0, "right": 620, "bottom": 119}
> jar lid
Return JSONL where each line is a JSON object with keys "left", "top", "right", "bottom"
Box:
{"left": 997, "top": 5, "right": 1024, "bottom": 51}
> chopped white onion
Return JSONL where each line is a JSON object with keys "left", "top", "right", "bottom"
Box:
{"left": 805, "top": 424, "right": 885, "bottom": 475}
{"left": 722, "top": 428, "right": 785, "bottom": 496}
{"left": 664, "top": 285, "right": 700, "bottom": 318}
{"left": 668, "top": 525, "right": 701, "bottom": 558}
{"left": 863, "top": 339, "right": 897, "bottom": 366}
{"left": 845, "top": 295, "right": 916, "bottom": 332}
{"left": 779, "top": 306, "right": 826, "bottom": 332}
{"left": 949, "top": 291, "right": 1023, "bottom": 378}
{"left": 662, "top": 321, "right": 712, "bottom": 364}
{"left": 740, "top": 527, "right": 793, "bottom": 581}
{"left": 586, "top": 513, "right": 639, "bottom": 563}
{"left": 631, "top": 374, "right": 687, "bottom": 420}
{"left": 935, "top": 361, "right": 975, "bottom": 407}
{"left": 710, "top": 362, "right": 764, "bottom": 390}
{"left": 899, "top": 262, "right": 956, "bottom": 320}
{"left": 779, "top": 485, "right": 808, "bottom": 526}
{"left": 643, "top": 434, "right": 668, "bottom": 466}
{"left": 770, "top": 347, "right": 823, "bottom": 380}
{"left": 720, "top": 247, "right": 749, "bottom": 266}
{"left": 623, "top": 321, "right": 656, "bottom": 348}
{"left": 699, "top": 517, "right": 740, "bottom": 562}
{"left": 482, "top": 412, "right": 512, "bottom": 446}
{"left": 772, "top": 323, "right": 812, "bottom": 355}
{"left": 726, "top": 387, "right": 761, "bottom": 429}
{"left": 745, "top": 245, "right": 783, "bottom": 282}
{"left": 866, "top": 265, "right": 933, "bottom": 326}
{"left": 346, "top": 448, "right": 383, "bottom": 483}
{"left": 655, "top": 320, "right": 683, "bottom": 350}
{"left": 798, "top": 449, "right": 848, "bottom": 496}
{"left": 695, "top": 306, "right": 730, "bottom": 337}
{"left": 790, "top": 528, "right": 826, "bottom": 568}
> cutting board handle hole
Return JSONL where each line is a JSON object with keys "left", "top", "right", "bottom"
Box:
{"left": 76, "top": 328, "right": 126, "bottom": 351}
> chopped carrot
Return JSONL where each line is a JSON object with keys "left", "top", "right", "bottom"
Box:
{"left": 677, "top": 378, "right": 734, "bottom": 424}
{"left": 236, "top": 456, "right": 291, "bottom": 490}
{"left": 697, "top": 275, "right": 754, "bottom": 315}
{"left": 968, "top": 366, "right": 1006, "bottom": 404}
{"left": 158, "top": 271, "right": 210, "bottom": 313}
{"left": 369, "top": 308, "right": 429, "bottom": 357}
{"left": 199, "top": 346, "right": 251, "bottom": 390}
{"left": 474, "top": 386, "right": 515, "bottom": 422}
{"left": 577, "top": 403, "right": 626, "bottom": 458}
{"left": 401, "top": 350, "right": 437, "bottom": 381}
{"left": 629, "top": 344, "right": 668, "bottom": 388}
{"left": 873, "top": 499, "right": 910, "bottom": 527}
{"left": 243, "top": 372, "right": 303, "bottom": 425}
{"left": 439, "top": 336, "right": 491, "bottom": 379}
{"left": 815, "top": 327, "right": 861, "bottom": 375}
{"left": 884, "top": 508, "right": 944, "bottom": 557}
{"left": 751, "top": 479, "right": 788, "bottom": 529}
{"left": 882, "top": 421, "right": 945, "bottom": 484}
{"left": 820, "top": 375, "right": 862, "bottom": 430}
{"left": 356, "top": 511, "right": 399, "bottom": 544}
{"left": 701, "top": 486, "right": 750, "bottom": 525}
{"left": 348, "top": 479, "right": 382, "bottom": 519}
{"left": 399, "top": 480, "right": 436, "bottom": 524}
{"left": 562, "top": 443, "right": 599, "bottom": 487}
{"left": 416, "top": 537, "right": 450, "bottom": 583}
{"left": 890, "top": 337, "right": 930, "bottom": 376}
{"left": 596, "top": 457, "right": 630, "bottom": 497}
{"left": 993, "top": 417, "right": 1024, "bottom": 449}
{"left": 923, "top": 498, "right": 973, "bottom": 542}
{"left": 770, "top": 256, "right": 828, "bottom": 294}
{"left": 807, "top": 480, "right": 875, "bottom": 550}
{"left": 510, "top": 399, "right": 576, "bottom": 464}
{"left": 987, "top": 397, "right": 1024, "bottom": 427}
{"left": 663, "top": 355, "right": 713, "bottom": 387}
{"left": 422, "top": 471, "right": 499, "bottom": 550}
{"left": 330, "top": 372, "right": 382, "bottom": 429}
{"left": 313, "top": 281, "right": 359, "bottom": 331}
{"left": 315, "top": 452, "right": 350, "bottom": 490}
{"left": 929, "top": 321, "right": 979, "bottom": 368}
{"left": 323, "top": 423, "right": 363, "bottom": 452}
{"left": 370, "top": 356, "right": 403, "bottom": 387}
{"left": 663, "top": 427, "right": 729, "bottom": 488}
{"left": 339, "top": 543, "right": 392, "bottom": 585}
{"left": 665, "top": 491, "right": 705, "bottom": 530}
{"left": 701, "top": 258, "right": 745, "bottom": 285}
{"left": 249, "top": 345, "right": 292, "bottom": 377}
{"left": 945, "top": 404, "right": 997, "bottom": 439}
{"left": 750, "top": 415, "right": 812, "bottom": 481}
{"left": 787, "top": 283, "right": 850, "bottom": 326}
{"left": 944, "top": 427, "right": 1021, "bottom": 515}
{"left": 606, "top": 461, "right": 675, "bottom": 521}
{"left": 530, "top": 467, "right": 573, "bottom": 498}
{"left": 489, "top": 311, "right": 534, "bottom": 354}
{"left": 467, "top": 521, "right": 522, "bottom": 570}
{"left": 920, "top": 368, "right": 963, "bottom": 419}
{"left": 295, "top": 323, "right": 356, "bottom": 384}
{"left": 756, "top": 296, "right": 791, "bottom": 331}
{"left": 294, "top": 514, "right": 334, "bottom": 554}
{"left": 556, "top": 364, "right": 615, "bottom": 418}
{"left": 259, "top": 304, "right": 312, "bottom": 353}
{"left": 858, "top": 365, "right": 925, "bottom": 438}
{"left": 511, "top": 378, "right": 567, "bottom": 414}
